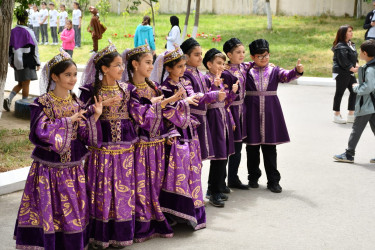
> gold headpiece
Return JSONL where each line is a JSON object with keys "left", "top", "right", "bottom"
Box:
{"left": 126, "top": 44, "right": 151, "bottom": 59}
{"left": 94, "top": 40, "right": 117, "bottom": 63}
{"left": 163, "top": 47, "right": 183, "bottom": 64}
{"left": 47, "top": 48, "right": 71, "bottom": 70}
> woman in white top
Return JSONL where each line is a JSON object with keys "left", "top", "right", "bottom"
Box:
{"left": 49, "top": 3, "right": 58, "bottom": 45}
{"left": 27, "top": 4, "right": 34, "bottom": 29}
{"left": 166, "top": 16, "right": 182, "bottom": 50}
{"left": 39, "top": 2, "right": 48, "bottom": 45}
{"left": 58, "top": 4, "right": 68, "bottom": 33}
{"left": 31, "top": 5, "right": 40, "bottom": 43}
{"left": 72, "top": 2, "right": 82, "bottom": 47}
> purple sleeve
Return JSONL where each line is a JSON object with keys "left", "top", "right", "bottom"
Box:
{"left": 278, "top": 67, "right": 302, "bottom": 83}
{"left": 182, "top": 78, "right": 196, "bottom": 97}
{"left": 198, "top": 90, "right": 219, "bottom": 105}
{"left": 79, "top": 85, "right": 93, "bottom": 108}
{"left": 77, "top": 115, "right": 102, "bottom": 148}
{"left": 128, "top": 87, "right": 163, "bottom": 136}
{"left": 227, "top": 108, "right": 235, "bottom": 128}
{"left": 225, "top": 91, "right": 237, "bottom": 108}
{"left": 163, "top": 99, "right": 190, "bottom": 129}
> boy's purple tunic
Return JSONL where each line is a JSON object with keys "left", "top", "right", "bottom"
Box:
{"left": 183, "top": 65, "right": 219, "bottom": 161}
{"left": 159, "top": 77, "right": 206, "bottom": 230}
{"left": 79, "top": 82, "right": 162, "bottom": 248}
{"left": 132, "top": 81, "right": 190, "bottom": 241}
{"left": 204, "top": 72, "right": 237, "bottom": 159}
{"left": 243, "top": 65, "right": 302, "bottom": 145}
{"left": 14, "top": 92, "right": 101, "bottom": 250}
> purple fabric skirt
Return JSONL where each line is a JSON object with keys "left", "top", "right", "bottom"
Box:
{"left": 133, "top": 139, "right": 173, "bottom": 242}
{"left": 86, "top": 144, "right": 135, "bottom": 248}
{"left": 160, "top": 136, "right": 206, "bottom": 230}
{"left": 14, "top": 161, "right": 89, "bottom": 250}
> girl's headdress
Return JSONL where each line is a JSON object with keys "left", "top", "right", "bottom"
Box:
{"left": 39, "top": 48, "right": 71, "bottom": 95}
{"left": 81, "top": 40, "right": 117, "bottom": 87}
{"left": 121, "top": 44, "right": 152, "bottom": 82}
{"left": 150, "top": 46, "right": 184, "bottom": 83}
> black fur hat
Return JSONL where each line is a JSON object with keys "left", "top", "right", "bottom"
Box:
{"left": 203, "top": 48, "right": 222, "bottom": 69}
{"left": 249, "top": 39, "right": 269, "bottom": 56}
{"left": 180, "top": 38, "right": 200, "bottom": 54}
{"left": 223, "top": 38, "right": 242, "bottom": 54}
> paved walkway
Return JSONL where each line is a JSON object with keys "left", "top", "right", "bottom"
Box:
{"left": 1, "top": 83, "right": 375, "bottom": 250}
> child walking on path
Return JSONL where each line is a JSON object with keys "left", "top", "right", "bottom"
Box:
{"left": 13, "top": 49, "right": 102, "bottom": 250}
{"left": 243, "top": 39, "right": 304, "bottom": 193}
{"left": 334, "top": 39, "right": 375, "bottom": 163}
{"left": 60, "top": 19, "right": 75, "bottom": 57}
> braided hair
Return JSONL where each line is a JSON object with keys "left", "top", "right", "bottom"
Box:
{"left": 47, "top": 59, "right": 78, "bottom": 100}
{"left": 93, "top": 51, "right": 121, "bottom": 98}
{"left": 127, "top": 52, "right": 162, "bottom": 96}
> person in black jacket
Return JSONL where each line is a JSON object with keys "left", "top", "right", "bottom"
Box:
{"left": 363, "top": 0, "right": 375, "bottom": 40}
{"left": 332, "top": 25, "right": 358, "bottom": 124}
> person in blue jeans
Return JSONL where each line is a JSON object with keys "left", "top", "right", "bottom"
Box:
{"left": 334, "top": 39, "right": 375, "bottom": 163}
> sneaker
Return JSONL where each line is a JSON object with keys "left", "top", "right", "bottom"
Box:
{"left": 3, "top": 98, "right": 10, "bottom": 112}
{"left": 223, "top": 185, "right": 231, "bottom": 194}
{"left": 209, "top": 193, "right": 225, "bottom": 207}
{"left": 248, "top": 181, "right": 259, "bottom": 188}
{"left": 44, "top": 42, "right": 49, "bottom": 45}
{"left": 334, "top": 114, "right": 346, "bottom": 124}
{"left": 267, "top": 183, "right": 282, "bottom": 193}
{"left": 333, "top": 152, "right": 354, "bottom": 163}
{"left": 219, "top": 193, "right": 228, "bottom": 201}
{"left": 347, "top": 114, "right": 355, "bottom": 123}
{"left": 370, "top": 158, "right": 375, "bottom": 163}
{"left": 228, "top": 180, "right": 249, "bottom": 190}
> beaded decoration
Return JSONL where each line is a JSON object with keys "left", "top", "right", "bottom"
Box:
{"left": 163, "top": 47, "right": 183, "bottom": 64}
{"left": 126, "top": 44, "right": 151, "bottom": 59}
{"left": 94, "top": 40, "right": 118, "bottom": 63}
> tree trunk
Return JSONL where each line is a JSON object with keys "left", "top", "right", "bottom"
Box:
{"left": 151, "top": 1, "right": 155, "bottom": 36}
{"left": 356, "top": 0, "right": 362, "bottom": 19}
{"left": 265, "top": 0, "right": 272, "bottom": 30}
{"left": 118, "top": 0, "right": 121, "bottom": 15}
{"left": 354, "top": 0, "right": 358, "bottom": 17}
{"left": 192, "top": 0, "right": 200, "bottom": 38}
{"left": 0, "top": 0, "right": 16, "bottom": 118}
{"left": 182, "top": 0, "right": 191, "bottom": 39}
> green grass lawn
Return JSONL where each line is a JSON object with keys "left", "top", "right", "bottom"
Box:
{"left": 20, "top": 13, "right": 367, "bottom": 77}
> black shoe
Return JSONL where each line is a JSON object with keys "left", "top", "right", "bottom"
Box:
{"left": 209, "top": 193, "right": 225, "bottom": 207}
{"left": 228, "top": 180, "right": 249, "bottom": 190}
{"left": 267, "top": 183, "right": 282, "bottom": 193}
{"left": 219, "top": 193, "right": 228, "bottom": 201}
{"left": 248, "top": 181, "right": 259, "bottom": 188}
{"left": 223, "top": 185, "right": 231, "bottom": 194}
{"left": 3, "top": 98, "right": 10, "bottom": 112}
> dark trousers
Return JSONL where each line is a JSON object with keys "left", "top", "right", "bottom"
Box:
{"left": 40, "top": 23, "right": 48, "bottom": 43}
{"left": 65, "top": 50, "right": 73, "bottom": 58}
{"left": 208, "top": 159, "right": 228, "bottom": 194}
{"left": 92, "top": 37, "right": 99, "bottom": 52}
{"left": 246, "top": 145, "right": 280, "bottom": 185}
{"left": 50, "top": 26, "right": 58, "bottom": 43}
{"left": 346, "top": 113, "right": 375, "bottom": 156}
{"left": 228, "top": 142, "right": 243, "bottom": 184}
{"left": 73, "top": 25, "right": 81, "bottom": 47}
{"left": 333, "top": 74, "right": 357, "bottom": 111}
{"left": 58, "top": 26, "right": 64, "bottom": 33}
{"left": 33, "top": 27, "right": 40, "bottom": 43}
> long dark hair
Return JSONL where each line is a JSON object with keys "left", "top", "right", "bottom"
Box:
{"left": 93, "top": 52, "right": 121, "bottom": 98}
{"left": 73, "top": 1, "right": 81, "bottom": 10}
{"left": 333, "top": 25, "right": 353, "bottom": 48}
{"left": 16, "top": 10, "right": 28, "bottom": 25}
{"left": 127, "top": 52, "right": 162, "bottom": 96}
{"left": 47, "top": 59, "right": 78, "bottom": 99}
{"left": 169, "top": 16, "right": 180, "bottom": 33}
{"left": 161, "top": 55, "right": 186, "bottom": 83}
{"left": 142, "top": 16, "right": 151, "bottom": 26}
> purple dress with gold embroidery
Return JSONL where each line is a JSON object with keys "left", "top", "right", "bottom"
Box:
{"left": 132, "top": 81, "right": 190, "bottom": 242}
{"left": 243, "top": 65, "right": 302, "bottom": 145}
{"left": 183, "top": 65, "right": 219, "bottom": 161}
{"left": 159, "top": 77, "right": 206, "bottom": 230}
{"left": 13, "top": 92, "right": 101, "bottom": 250}
{"left": 79, "top": 82, "right": 162, "bottom": 248}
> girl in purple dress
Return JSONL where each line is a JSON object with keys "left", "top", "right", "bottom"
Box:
{"left": 180, "top": 38, "right": 227, "bottom": 162}
{"left": 79, "top": 42, "right": 179, "bottom": 248}
{"left": 202, "top": 48, "right": 239, "bottom": 207}
{"left": 152, "top": 46, "right": 206, "bottom": 230}
{"left": 14, "top": 49, "right": 103, "bottom": 250}
{"left": 244, "top": 39, "right": 304, "bottom": 193}
{"left": 122, "top": 45, "right": 187, "bottom": 241}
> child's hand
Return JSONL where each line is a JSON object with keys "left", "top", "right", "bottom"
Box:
{"left": 102, "top": 96, "right": 122, "bottom": 106}
{"left": 151, "top": 95, "right": 164, "bottom": 104}
{"left": 93, "top": 96, "right": 103, "bottom": 121}
{"left": 232, "top": 80, "right": 239, "bottom": 94}
{"left": 70, "top": 109, "right": 87, "bottom": 123}
{"left": 352, "top": 83, "right": 359, "bottom": 88}
{"left": 296, "top": 59, "right": 304, "bottom": 74}
{"left": 232, "top": 125, "right": 236, "bottom": 131}
{"left": 166, "top": 137, "right": 176, "bottom": 145}
{"left": 218, "top": 88, "right": 226, "bottom": 102}
{"left": 186, "top": 96, "right": 199, "bottom": 106}
{"left": 214, "top": 75, "right": 222, "bottom": 87}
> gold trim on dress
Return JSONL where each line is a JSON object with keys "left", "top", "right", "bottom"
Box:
{"left": 88, "top": 145, "right": 135, "bottom": 154}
